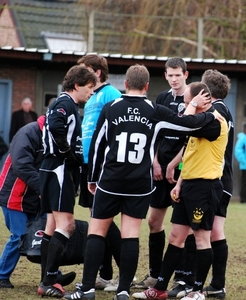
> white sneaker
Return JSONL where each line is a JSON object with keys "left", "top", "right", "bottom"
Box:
{"left": 104, "top": 275, "right": 137, "bottom": 292}
{"left": 132, "top": 274, "right": 157, "bottom": 289}
{"left": 113, "top": 291, "right": 129, "bottom": 300}
{"left": 95, "top": 276, "right": 115, "bottom": 290}
{"left": 181, "top": 291, "right": 205, "bottom": 300}
{"left": 104, "top": 276, "right": 119, "bottom": 292}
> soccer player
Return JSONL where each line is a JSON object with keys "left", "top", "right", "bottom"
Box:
{"left": 38, "top": 65, "right": 96, "bottom": 298}
{"left": 201, "top": 70, "right": 233, "bottom": 298}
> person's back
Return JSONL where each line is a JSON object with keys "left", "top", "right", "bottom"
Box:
{"left": 89, "top": 70, "right": 216, "bottom": 197}
{"left": 89, "top": 95, "right": 160, "bottom": 195}
{"left": 0, "top": 117, "right": 44, "bottom": 212}
{"left": 0, "top": 116, "right": 44, "bottom": 289}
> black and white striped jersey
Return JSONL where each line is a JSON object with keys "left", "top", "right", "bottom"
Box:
{"left": 42, "top": 92, "right": 82, "bottom": 164}
{"left": 88, "top": 94, "right": 215, "bottom": 196}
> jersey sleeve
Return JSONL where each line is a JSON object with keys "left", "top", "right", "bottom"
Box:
{"left": 47, "top": 101, "right": 72, "bottom": 153}
{"left": 87, "top": 105, "right": 108, "bottom": 183}
{"left": 156, "top": 104, "right": 215, "bottom": 134}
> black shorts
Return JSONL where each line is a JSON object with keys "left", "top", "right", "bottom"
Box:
{"left": 40, "top": 157, "right": 76, "bottom": 214}
{"left": 150, "top": 168, "right": 180, "bottom": 209}
{"left": 91, "top": 187, "right": 151, "bottom": 219}
{"left": 171, "top": 179, "right": 223, "bottom": 231}
{"left": 78, "top": 163, "right": 94, "bottom": 208}
{"left": 216, "top": 192, "right": 231, "bottom": 218}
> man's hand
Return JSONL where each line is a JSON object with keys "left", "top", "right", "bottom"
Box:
{"left": 88, "top": 183, "right": 97, "bottom": 195}
{"left": 170, "top": 185, "right": 181, "bottom": 203}
{"left": 153, "top": 157, "right": 163, "bottom": 181}
{"left": 213, "top": 111, "right": 225, "bottom": 123}
{"left": 65, "top": 148, "right": 82, "bottom": 169}
{"left": 192, "top": 89, "right": 211, "bottom": 109}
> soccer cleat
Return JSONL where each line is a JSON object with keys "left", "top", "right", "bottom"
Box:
{"left": 132, "top": 287, "right": 168, "bottom": 299}
{"left": 113, "top": 290, "right": 129, "bottom": 300}
{"left": 132, "top": 275, "right": 157, "bottom": 289}
{"left": 38, "top": 282, "right": 65, "bottom": 298}
{"left": 203, "top": 285, "right": 226, "bottom": 298}
{"left": 94, "top": 275, "right": 115, "bottom": 290}
{"left": 180, "top": 291, "right": 205, "bottom": 300}
{"left": 57, "top": 271, "right": 77, "bottom": 286}
{"left": 75, "top": 282, "right": 83, "bottom": 290}
{"left": 63, "top": 288, "right": 95, "bottom": 300}
{"left": 168, "top": 280, "right": 193, "bottom": 298}
{"left": 0, "top": 279, "right": 14, "bottom": 288}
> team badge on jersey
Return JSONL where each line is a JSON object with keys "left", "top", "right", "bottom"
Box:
{"left": 57, "top": 108, "right": 66, "bottom": 115}
{"left": 178, "top": 102, "right": 186, "bottom": 114}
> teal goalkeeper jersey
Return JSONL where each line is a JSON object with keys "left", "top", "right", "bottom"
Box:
{"left": 82, "top": 83, "right": 121, "bottom": 163}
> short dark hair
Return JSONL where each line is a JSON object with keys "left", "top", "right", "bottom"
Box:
{"left": 201, "top": 69, "right": 231, "bottom": 99}
{"left": 62, "top": 65, "right": 97, "bottom": 92}
{"left": 126, "top": 64, "right": 149, "bottom": 90}
{"left": 188, "top": 82, "right": 211, "bottom": 98}
{"left": 77, "top": 54, "right": 109, "bottom": 82}
{"left": 165, "top": 57, "right": 187, "bottom": 73}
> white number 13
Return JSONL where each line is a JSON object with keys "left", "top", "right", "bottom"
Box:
{"left": 116, "top": 132, "right": 147, "bottom": 164}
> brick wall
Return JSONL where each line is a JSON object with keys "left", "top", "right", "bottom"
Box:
{"left": 0, "top": 66, "right": 37, "bottom": 113}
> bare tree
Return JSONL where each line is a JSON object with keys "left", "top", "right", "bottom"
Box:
{"left": 78, "top": 0, "right": 246, "bottom": 59}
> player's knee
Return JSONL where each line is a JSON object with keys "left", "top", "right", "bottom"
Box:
{"left": 148, "top": 218, "right": 163, "bottom": 232}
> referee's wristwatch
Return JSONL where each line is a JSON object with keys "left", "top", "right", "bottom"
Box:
{"left": 190, "top": 101, "right": 198, "bottom": 107}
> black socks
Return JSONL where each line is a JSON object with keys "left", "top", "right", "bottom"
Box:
{"left": 149, "top": 230, "right": 165, "bottom": 278}
{"left": 81, "top": 234, "right": 105, "bottom": 291}
{"left": 155, "top": 243, "right": 184, "bottom": 291}
{"left": 43, "top": 231, "right": 68, "bottom": 286}
{"left": 117, "top": 238, "right": 139, "bottom": 294}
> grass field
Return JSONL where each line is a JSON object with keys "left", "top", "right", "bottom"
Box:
{"left": 0, "top": 200, "right": 245, "bottom": 299}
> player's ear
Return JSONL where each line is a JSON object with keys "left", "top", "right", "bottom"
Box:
{"left": 145, "top": 81, "right": 149, "bottom": 92}
{"left": 124, "top": 80, "right": 128, "bottom": 90}
{"left": 74, "top": 83, "right": 80, "bottom": 91}
{"left": 184, "top": 71, "right": 189, "bottom": 79}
